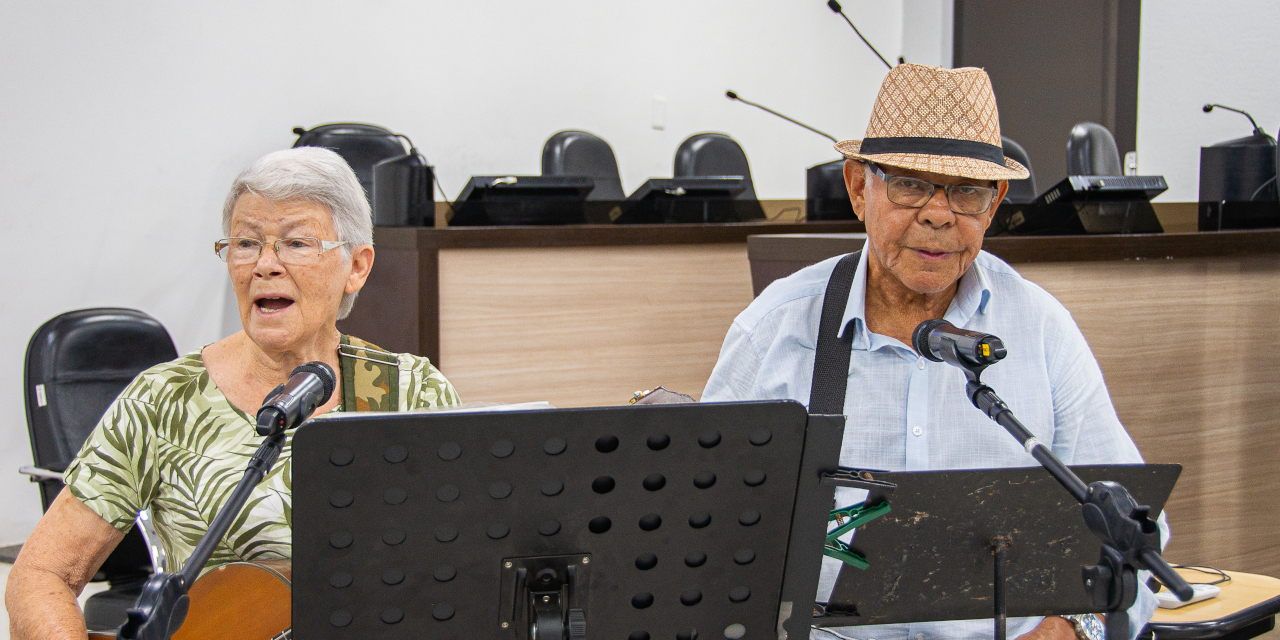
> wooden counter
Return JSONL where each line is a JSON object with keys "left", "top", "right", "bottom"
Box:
{"left": 747, "top": 229, "right": 1280, "bottom": 587}
{"left": 337, "top": 221, "right": 863, "bottom": 408}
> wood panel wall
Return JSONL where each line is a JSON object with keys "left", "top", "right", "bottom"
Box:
{"left": 1018, "top": 256, "right": 1280, "bottom": 580}
{"left": 436, "top": 245, "right": 755, "bottom": 408}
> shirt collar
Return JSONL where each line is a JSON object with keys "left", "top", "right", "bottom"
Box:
{"left": 838, "top": 249, "right": 993, "bottom": 349}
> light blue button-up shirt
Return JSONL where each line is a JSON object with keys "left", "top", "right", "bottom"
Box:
{"left": 702, "top": 248, "right": 1162, "bottom": 640}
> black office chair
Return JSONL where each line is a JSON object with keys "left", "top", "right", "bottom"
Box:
{"left": 292, "top": 123, "right": 408, "bottom": 201}
{"left": 806, "top": 159, "right": 856, "bottom": 220}
{"left": 22, "top": 308, "right": 178, "bottom": 632}
{"left": 674, "top": 133, "right": 766, "bottom": 220}
{"left": 1001, "top": 137, "right": 1038, "bottom": 204}
{"left": 542, "top": 130, "right": 626, "bottom": 201}
{"left": 1066, "top": 122, "right": 1123, "bottom": 176}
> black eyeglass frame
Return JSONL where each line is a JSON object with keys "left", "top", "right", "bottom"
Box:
{"left": 867, "top": 163, "right": 1000, "bottom": 216}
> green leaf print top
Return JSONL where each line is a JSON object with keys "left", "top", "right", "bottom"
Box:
{"left": 62, "top": 336, "right": 460, "bottom": 575}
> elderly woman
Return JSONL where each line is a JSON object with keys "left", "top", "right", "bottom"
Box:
{"left": 6, "top": 147, "right": 460, "bottom": 638}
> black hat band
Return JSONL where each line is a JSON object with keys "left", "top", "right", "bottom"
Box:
{"left": 858, "top": 136, "right": 1006, "bottom": 165}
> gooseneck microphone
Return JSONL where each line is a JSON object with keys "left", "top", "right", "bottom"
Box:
{"left": 256, "top": 362, "right": 336, "bottom": 436}
{"left": 826, "top": 0, "right": 894, "bottom": 70}
{"left": 1203, "top": 103, "right": 1267, "bottom": 137}
{"left": 725, "top": 91, "right": 839, "bottom": 143}
{"left": 912, "top": 319, "right": 1007, "bottom": 369}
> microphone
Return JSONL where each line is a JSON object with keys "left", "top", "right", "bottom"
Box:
{"left": 826, "top": 0, "right": 894, "bottom": 70}
{"left": 1203, "top": 103, "right": 1267, "bottom": 137}
{"left": 255, "top": 362, "right": 337, "bottom": 436}
{"left": 725, "top": 90, "right": 839, "bottom": 143}
{"left": 912, "top": 319, "right": 1007, "bottom": 370}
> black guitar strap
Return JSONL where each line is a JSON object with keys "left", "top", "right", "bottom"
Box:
{"left": 808, "top": 251, "right": 862, "bottom": 415}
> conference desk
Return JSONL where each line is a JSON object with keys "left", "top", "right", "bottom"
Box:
{"left": 338, "top": 220, "right": 862, "bottom": 408}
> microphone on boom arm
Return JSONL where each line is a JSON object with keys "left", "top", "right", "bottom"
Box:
{"left": 1203, "top": 103, "right": 1267, "bottom": 137}
{"left": 910, "top": 318, "right": 1195, "bottom": 628}
{"left": 724, "top": 91, "right": 839, "bottom": 143}
{"left": 256, "top": 362, "right": 337, "bottom": 436}
{"left": 826, "top": 0, "right": 894, "bottom": 69}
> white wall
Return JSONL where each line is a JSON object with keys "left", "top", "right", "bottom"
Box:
{"left": 0, "top": 1, "right": 914, "bottom": 544}
{"left": 1136, "top": 1, "right": 1280, "bottom": 201}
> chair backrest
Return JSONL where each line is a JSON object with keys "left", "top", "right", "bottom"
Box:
{"left": 1066, "top": 122, "right": 1123, "bottom": 176}
{"left": 24, "top": 308, "right": 177, "bottom": 583}
{"left": 24, "top": 308, "right": 178, "bottom": 510}
{"left": 805, "top": 159, "right": 856, "bottom": 220}
{"left": 1001, "top": 136, "right": 1038, "bottom": 204}
{"left": 541, "top": 130, "right": 626, "bottom": 201}
{"left": 674, "top": 133, "right": 761, "bottom": 201}
{"left": 293, "top": 123, "right": 408, "bottom": 201}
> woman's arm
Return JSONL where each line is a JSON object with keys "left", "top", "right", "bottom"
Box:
{"left": 7, "top": 488, "right": 126, "bottom": 640}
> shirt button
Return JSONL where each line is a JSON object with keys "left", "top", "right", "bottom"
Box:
{"left": 916, "top": 634, "right": 925, "bottom": 640}
{"left": 916, "top": 358, "right": 926, "bottom": 369}
{"left": 912, "top": 426, "right": 924, "bottom": 437}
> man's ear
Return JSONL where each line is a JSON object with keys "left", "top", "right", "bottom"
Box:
{"left": 977, "top": 180, "right": 1011, "bottom": 235}
{"left": 843, "top": 160, "right": 868, "bottom": 221}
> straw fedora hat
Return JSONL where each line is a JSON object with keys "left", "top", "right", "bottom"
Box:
{"left": 835, "top": 63, "right": 1029, "bottom": 181}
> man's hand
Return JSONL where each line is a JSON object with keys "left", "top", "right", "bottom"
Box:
{"left": 1015, "top": 615, "right": 1078, "bottom": 640}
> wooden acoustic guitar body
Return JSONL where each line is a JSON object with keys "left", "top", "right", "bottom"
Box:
{"left": 89, "top": 561, "right": 291, "bottom": 640}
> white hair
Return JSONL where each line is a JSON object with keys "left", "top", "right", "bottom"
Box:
{"left": 222, "top": 147, "right": 373, "bottom": 319}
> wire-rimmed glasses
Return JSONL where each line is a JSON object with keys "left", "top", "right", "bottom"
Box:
{"left": 214, "top": 237, "right": 348, "bottom": 265}
{"left": 869, "top": 163, "right": 999, "bottom": 215}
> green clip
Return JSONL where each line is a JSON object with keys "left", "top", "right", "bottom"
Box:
{"left": 823, "top": 501, "right": 891, "bottom": 570}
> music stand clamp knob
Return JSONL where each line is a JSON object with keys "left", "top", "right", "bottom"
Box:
{"left": 568, "top": 608, "right": 586, "bottom": 639}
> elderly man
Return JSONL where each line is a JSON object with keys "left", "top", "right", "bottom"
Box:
{"left": 702, "top": 64, "right": 1158, "bottom": 640}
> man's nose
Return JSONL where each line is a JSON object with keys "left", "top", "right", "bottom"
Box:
{"left": 917, "top": 188, "right": 955, "bottom": 227}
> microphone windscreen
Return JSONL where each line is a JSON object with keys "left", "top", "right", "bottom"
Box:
{"left": 725, "top": 90, "right": 738, "bottom": 100}
{"left": 294, "top": 361, "right": 337, "bottom": 404}
{"left": 1202, "top": 104, "right": 1213, "bottom": 113}
{"left": 912, "top": 319, "right": 951, "bottom": 361}
{"left": 827, "top": 0, "right": 842, "bottom": 12}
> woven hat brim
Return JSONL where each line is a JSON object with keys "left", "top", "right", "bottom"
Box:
{"left": 835, "top": 139, "right": 1029, "bottom": 181}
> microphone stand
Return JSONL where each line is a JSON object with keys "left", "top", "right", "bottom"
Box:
{"left": 939, "top": 341, "right": 1193, "bottom": 640}
{"left": 115, "top": 425, "right": 290, "bottom": 640}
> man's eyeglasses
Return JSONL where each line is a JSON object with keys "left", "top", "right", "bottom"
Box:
{"left": 215, "top": 237, "right": 348, "bottom": 265}
{"left": 869, "top": 163, "right": 999, "bottom": 215}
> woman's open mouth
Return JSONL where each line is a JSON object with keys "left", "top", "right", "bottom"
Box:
{"left": 254, "top": 297, "right": 295, "bottom": 314}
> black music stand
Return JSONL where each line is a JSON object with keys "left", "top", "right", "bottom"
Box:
{"left": 818, "top": 464, "right": 1180, "bottom": 634}
{"left": 291, "top": 401, "right": 844, "bottom": 640}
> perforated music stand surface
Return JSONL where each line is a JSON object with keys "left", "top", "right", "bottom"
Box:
{"left": 821, "top": 464, "right": 1181, "bottom": 627}
{"left": 291, "top": 401, "right": 844, "bottom": 640}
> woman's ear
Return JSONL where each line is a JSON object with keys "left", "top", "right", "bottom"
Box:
{"left": 843, "top": 160, "right": 867, "bottom": 222}
{"left": 344, "top": 245, "right": 375, "bottom": 294}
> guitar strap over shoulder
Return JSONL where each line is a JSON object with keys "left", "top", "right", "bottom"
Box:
{"left": 808, "top": 251, "right": 862, "bottom": 416}
{"left": 337, "top": 335, "right": 400, "bottom": 412}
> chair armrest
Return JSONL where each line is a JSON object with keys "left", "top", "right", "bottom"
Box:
{"left": 18, "top": 465, "right": 64, "bottom": 481}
